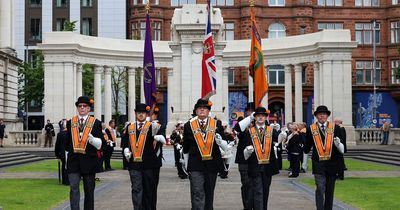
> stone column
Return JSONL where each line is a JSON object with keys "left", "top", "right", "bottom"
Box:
{"left": 294, "top": 64, "right": 303, "bottom": 122}
{"left": 0, "top": 0, "right": 13, "bottom": 52}
{"left": 76, "top": 64, "right": 83, "bottom": 97}
{"left": 320, "top": 60, "right": 333, "bottom": 112}
{"left": 284, "top": 65, "right": 292, "bottom": 124}
{"left": 94, "top": 65, "right": 103, "bottom": 120}
{"left": 313, "top": 62, "right": 320, "bottom": 107}
{"left": 127, "top": 67, "right": 136, "bottom": 122}
{"left": 248, "top": 75, "right": 253, "bottom": 103}
{"left": 221, "top": 68, "right": 229, "bottom": 120}
{"left": 139, "top": 68, "right": 145, "bottom": 103}
{"left": 104, "top": 66, "right": 112, "bottom": 124}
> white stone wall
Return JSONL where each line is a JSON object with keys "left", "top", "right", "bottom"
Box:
{"left": 14, "top": 0, "right": 25, "bottom": 60}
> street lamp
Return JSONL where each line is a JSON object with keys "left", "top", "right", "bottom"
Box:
{"left": 372, "top": 19, "right": 377, "bottom": 126}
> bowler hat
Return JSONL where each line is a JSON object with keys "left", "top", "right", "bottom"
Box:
{"left": 75, "top": 96, "right": 92, "bottom": 107}
{"left": 253, "top": 107, "right": 269, "bottom": 117}
{"left": 314, "top": 105, "right": 331, "bottom": 116}
{"left": 194, "top": 99, "right": 212, "bottom": 110}
{"left": 135, "top": 103, "right": 150, "bottom": 113}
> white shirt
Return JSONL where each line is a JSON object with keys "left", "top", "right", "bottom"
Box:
{"left": 318, "top": 121, "right": 328, "bottom": 130}
{"left": 78, "top": 115, "right": 88, "bottom": 124}
{"left": 198, "top": 117, "right": 208, "bottom": 126}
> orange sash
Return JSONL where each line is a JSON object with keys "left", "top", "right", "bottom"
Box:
{"left": 128, "top": 121, "right": 151, "bottom": 162}
{"left": 106, "top": 127, "right": 117, "bottom": 144}
{"left": 190, "top": 117, "right": 216, "bottom": 160}
{"left": 311, "top": 122, "right": 334, "bottom": 161}
{"left": 249, "top": 126, "right": 272, "bottom": 164}
{"left": 71, "top": 116, "right": 95, "bottom": 154}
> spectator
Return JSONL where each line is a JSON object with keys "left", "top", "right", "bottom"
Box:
{"left": 381, "top": 119, "right": 391, "bottom": 145}
{"left": 0, "top": 119, "right": 5, "bottom": 147}
{"left": 55, "top": 119, "right": 69, "bottom": 185}
{"left": 44, "top": 119, "right": 55, "bottom": 147}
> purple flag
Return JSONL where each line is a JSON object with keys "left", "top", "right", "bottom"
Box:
{"left": 143, "top": 13, "right": 156, "bottom": 107}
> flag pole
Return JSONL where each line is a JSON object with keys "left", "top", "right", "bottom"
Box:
{"left": 250, "top": 0, "right": 255, "bottom": 109}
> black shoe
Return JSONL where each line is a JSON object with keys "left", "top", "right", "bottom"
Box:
{"left": 95, "top": 177, "right": 100, "bottom": 181}
{"left": 179, "top": 175, "right": 188, "bottom": 179}
{"left": 0, "top": 145, "right": 3, "bottom": 147}
{"left": 300, "top": 169, "right": 306, "bottom": 173}
{"left": 288, "top": 174, "right": 298, "bottom": 178}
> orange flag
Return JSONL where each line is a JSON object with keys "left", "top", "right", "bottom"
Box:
{"left": 249, "top": 8, "right": 268, "bottom": 107}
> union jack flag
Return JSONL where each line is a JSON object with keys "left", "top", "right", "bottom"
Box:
{"left": 201, "top": 0, "right": 216, "bottom": 99}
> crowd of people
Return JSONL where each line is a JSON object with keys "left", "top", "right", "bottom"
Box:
{"left": 49, "top": 95, "right": 352, "bottom": 210}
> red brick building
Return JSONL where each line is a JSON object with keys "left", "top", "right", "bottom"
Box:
{"left": 128, "top": 0, "right": 400, "bottom": 127}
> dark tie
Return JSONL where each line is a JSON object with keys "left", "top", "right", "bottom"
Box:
{"left": 320, "top": 124, "right": 326, "bottom": 145}
{"left": 138, "top": 122, "right": 143, "bottom": 131}
{"left": 321, "top": 124, "right": 325, "bottom": 131}
{"left": 200, "top": 120, "right": 206, "bottom": 130}
{"left": 259, "top": 127, "right": 264, "bottom": 146}
{"left": 79, "top": 118, "right": 84, "bottom": 131}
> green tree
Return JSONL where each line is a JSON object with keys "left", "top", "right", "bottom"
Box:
{"left": 63, "top": 20, "right": 77, "bottom": 32}
{"left": 82, "top": 64, "right": 94, "bottom": 99}
{"left": 18, "top": 51, "right": 44, "bottom": 109}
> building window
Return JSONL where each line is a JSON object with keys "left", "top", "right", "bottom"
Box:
{"left": 55, "top": 18, "right": 66, "bottom": 31}
{"left": 356, "top": 61, "right": 381, "bottom": 85}
{"left": 268, "top": 0, "right": 285, "bottom": 6}
{"left": 355, "top": 23, "right": 380, "bottom": 45}
{"left": 30, "top": 0, "right": 42, "bottom": 7}
{"left": 30, "top": 18, "right": 41, "bottom": 40}
{"left": 171, "top": 0, "right": 196, "bottom": 6}
{"left": 82, "top": 18, "right": 92, "bottom": 36}
{"left": 391, "top": 21, "right": 400, "bottom": 44}
{"left": 81, "top": 0, "right": 92, "bottom": 7}
{"left": 152, "top": 22, "right": 161, "bottom": 41}
{"left": 268, "top": 23, "right": 286, "bottom": 39}
{"left": 228, "top": 69, "right": 235, "bottom": 85}
{"left": 391, "top": 60, "right": 400, "bottom": 84}
{"left": 210, "top": 0, "right": 234, "bottom": 6}
{"left": 268, "top": 65, "right": 285, "bottom": 85}
{"left": 223, "top": 23, "right": 234, "bottom": 40}
{"left": 318, "top": 0, "right": 342, "bottom": 6}
{"left": 355, "top": 0, "right": 379, "bottom": 6}
{"left": 55, "top": 0, "right": 68, "bottom": 7}
{"left": 393, "top": 0, "right": 399, "bottom": 5}
{"left": 317, "top": 23, "right": 343, "bottom": 31}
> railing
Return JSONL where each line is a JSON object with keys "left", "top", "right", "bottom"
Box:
{"left": 355, "top": 128, "right": 400, "bottom": 145}
{"left": 8, "top": 130, "right": 43, "bottom": 146}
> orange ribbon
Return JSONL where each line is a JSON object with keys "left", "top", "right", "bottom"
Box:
{"left": 190, "top": 117, "right": 216, "bottom": 160}
{"left": 71, "top": 116, "right": 95, "bottom": 154}
{"left": 249, "top": 126, "right": 272, "bottom": 164}
{"left": 311, "top": 122, "right": 334, "bottom": 161}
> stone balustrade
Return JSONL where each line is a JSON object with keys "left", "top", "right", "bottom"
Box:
{"left": 8, "top": 130, "right": 43, "bottom": 147}
{"left": 355, "top": 128, "right": 400, "bottom": 145}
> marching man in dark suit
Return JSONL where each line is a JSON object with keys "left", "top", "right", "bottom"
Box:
{"left": 122, "top": 103, "right": 166, "bottom": 210}
{"left": 304, "top": 105, "right": 345, "bottom": 210}
{"left": 104, "top": 119, "right": 117, "bottom": 171}
{"left": 65, "top": 96, "right": 105, "bottom": 210}
{"left": 237, "top": 107, "right": 279, "bottom": 210}
{"left": 183, "top": 98, "right": 229, "bottom": 210}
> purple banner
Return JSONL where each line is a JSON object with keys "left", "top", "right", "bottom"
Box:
{"left": 143, "top": 13, "right": 156, "bottom": 107}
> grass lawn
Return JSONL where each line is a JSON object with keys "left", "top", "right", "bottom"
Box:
{"left": 5, "top": 159, "right": 124, "bottom": 173}
{"left": 0, "top": 179, "right": 70, "bottom": 210}
{"left": 281, "top": 158, "right": 397, "bottom": 172}
{"left": 300, "top": 177, "right": 400, "bottom": 210}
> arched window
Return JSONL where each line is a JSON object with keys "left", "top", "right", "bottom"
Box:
{"left": 268, "top": 23, "right": 286, "bottom": 38}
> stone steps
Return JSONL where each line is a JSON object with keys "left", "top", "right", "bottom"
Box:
{"left": 0, "top": 151, "right": 44, "bottom": 168}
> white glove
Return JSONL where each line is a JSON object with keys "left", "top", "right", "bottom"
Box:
{"left": 334, "top": 137, "right": 344, "bottom": 154}
{"left": 274, "top": 145, "right": 278, "bottom": 159}
{"left": 238, "top": 114, "right": 254, "bottom": 132}
{"left": 88, "top": 134, "right": 102, "bottom": 150}
{"left": 124, "top": 148, "right": 132, "bottom": 160}
{"left": 183, "top": 153, "right": 189, "bottom": 170}
{"left": 243, "top": 145, "right": 254, "bottom": 160}
{"left": 154, "top": 135, "right": 166, "bottom": 144}
{"left": 176, "top": 143, "right": 182, "bottom": 150}
{"left": 228, "top": 141, "right": 235, "bottom": 148}
{"left": 215, "top": 133, "right": 229, "bottom": 151}
{"left": 278, "top": 131, "right": 287, "bottom": 144}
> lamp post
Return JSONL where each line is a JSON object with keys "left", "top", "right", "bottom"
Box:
{"left": 372, "top": 19, "right": 377, "bottom": 126}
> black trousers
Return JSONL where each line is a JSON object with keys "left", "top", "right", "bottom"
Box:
{"left": 129, "top": 168, "right": 160, "bottom": 210}
{"left": 189, "top": 171, "right": 218, "bottom": 210}
{"left": 174, "top": 145, "right": 186, "bottom": 177}
{"left": 238, "top": 164, "right": 252, "bottom": 210}
{"left": 314, "top": 174, "right": 336, "bottom": 210}
{"left": 68, "top": 173, "right": 96, "bottom": 210}
{"left": 122, "top": 149, "right": 128, "bottom": 170}
{"left": 276, "top": 149, "right": 283, "bottom": 170}
{"left": 59, "top": 158, "right": 69, "bottom": 185}
{"left": 289, "top": 154, "right": 300, "bottom": 177}
{"left": 104, "top": 147, "right": 114, "bottom": 170}
{"left": 250, "top": 171, "right": 272, "bottom": 210}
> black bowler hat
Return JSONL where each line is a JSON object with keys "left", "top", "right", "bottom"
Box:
{"left": 75, "top": 96, "right": 93, "bottom": 107}
{"left": 253, "top": 107, "right": 269, "bottom": 117}
{"left": 314, "top": 105, "right": 331, "bottom": 116}
{"left": 194, "top": 99, "right": 212, "bottom": 110}
{"left": 245, "top": 102, "right": 255, "bottom": 112}
{"left": 135, "top": 103, "right": 150, "bottom": 113}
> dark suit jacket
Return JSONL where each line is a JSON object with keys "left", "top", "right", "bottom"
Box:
{"left": 304, "top": 122, "right": 343, "bottom": 176}
{"left": 234, "top": 123, "right": 248, "bottom": 164}
{"left": 183, "top": 118, "right": 226, "bottom": 173}
{"left": 242, "top": 126, "right": 279, "bottom": 177}
{"left": 55, "top": 130, "right": 67, "bottom": 159}
{"left": 65, "top": 118, "right": 105, "bottom": 174}
{"left": 121, "top": 122, "right": 163, "bottom": 170}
